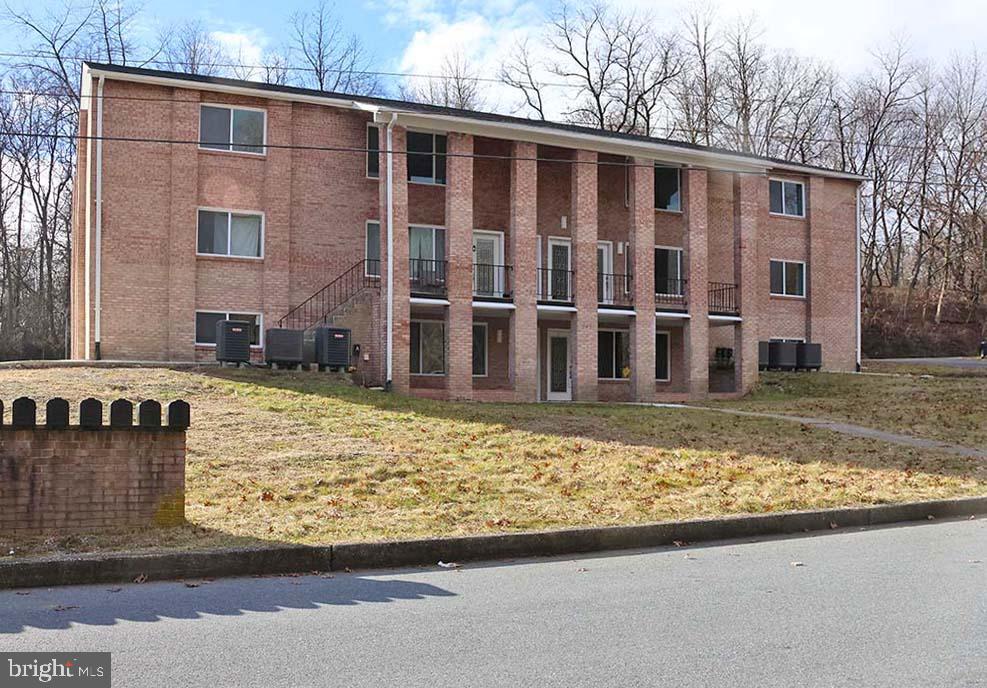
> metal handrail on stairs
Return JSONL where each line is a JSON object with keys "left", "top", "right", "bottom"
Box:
{"left": 277, "top": 259, "right": 380, "bottom": 330}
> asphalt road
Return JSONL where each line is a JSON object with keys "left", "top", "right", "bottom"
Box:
{"left": 3, "top": 519, "right": 987, "bottom": 687}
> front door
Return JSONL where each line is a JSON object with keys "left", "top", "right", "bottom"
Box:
{"left": 546, "top": 329, "right": 571, "bottom": 401}
{"left": 548, "top": 239, "right": 572, "bottom": 301}
{"left": 472, "top": 232, "right": 502, "bottom": 297}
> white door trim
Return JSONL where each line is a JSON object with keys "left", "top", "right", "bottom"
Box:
{"left": 597, "top": 240, "right": 613, "bottom": 304}
{"left": 545, "top": 328, "right": 572, "bottom": 401}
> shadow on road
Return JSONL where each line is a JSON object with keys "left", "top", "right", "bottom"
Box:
{"left": 0, "top": 573, "right": 455, "bottom": 634}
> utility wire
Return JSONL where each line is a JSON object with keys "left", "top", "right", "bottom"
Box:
{"left": 6, "top": 129, "right": 985, "bottom": 190}
{"left": 0, "top": 89, "right": 979, "bottom": 160}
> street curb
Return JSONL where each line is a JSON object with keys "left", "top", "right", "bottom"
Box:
{"left": 2, "top": 496, "right": 985, "bottom": 589}
{"left": 0, "top": 546, "right": 331, "bottom": 590}
{"left": 330, "top": 495, "right": 987, "bottom": 570}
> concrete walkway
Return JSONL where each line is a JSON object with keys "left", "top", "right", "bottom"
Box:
{"left": 656, "top": 404, "right": 987, "bottom": 460}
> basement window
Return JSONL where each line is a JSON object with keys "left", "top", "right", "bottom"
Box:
{"left": 199, "top": 104, "right": 266, "bottom": 154}
{"left": 598, "top": 330, "right": 630, "bottom": 380}
{"left": 407, "top": 132, "right": 447, "bottom": 185}
{"left": 769, "top": 179, "right": 805, "bottom": 217}
{"left": 769, "top": 260, "right": 806, "bottom": 297}
{"left": 411, "top": 320, "right": 445, "bottom": 375}
{"left": 197, "top": 210, "right": 263, "bottom": 258}
{"left": 195, "top": 311, "right": 261, "bottom": 346}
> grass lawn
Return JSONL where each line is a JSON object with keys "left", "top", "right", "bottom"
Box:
{"left": 1, "top": 367, "right": 985, "bottom": 557}
{"left": 711, "top": 370, "right": 987, "bottom": 449}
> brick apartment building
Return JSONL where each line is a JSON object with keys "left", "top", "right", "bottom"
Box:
{"left": 70, "top": 62, "right": 863, "bottom": 402}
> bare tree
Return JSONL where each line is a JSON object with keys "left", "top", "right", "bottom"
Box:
{"left": 400, "top": 53, "right": 486, "bottom": 110}
{"left": 289, "top": 0, "right": 379, "bottom": 94}
{"left": 160, "top": 20, "right": 226, "bottom": 75}
{"left": 499, "top": 38, "right": 548, "bottom": 119}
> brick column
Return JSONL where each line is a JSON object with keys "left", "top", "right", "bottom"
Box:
{"left": 167, "top": 93, "right": 199, "bottom": 360}
{"left": 380, "top": 125, "right": 410, "bottom": 393}
{"left": 509, "top": 141, "right": 538, "bottom": 401}
{"left": 630, "top": 158, "right": 656, "bottom": 402}
{"left": 734, "top": 173, "right": 763, "bottom": 394}
{"left": 684, "top": 168, "right": 709, "bottom": 398}
{"left": 445, "top": 133, "right": 474, "bottom": 400}
{"left": 262, "top": 102, "right": 293, "bottom": 344}
{"left": 806, "top": 176, "right": 826, "bottom": 343}
{"left": 571, "top": 149, "right": 598, "bottom": 401}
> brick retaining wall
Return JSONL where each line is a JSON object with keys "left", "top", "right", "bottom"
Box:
{"left": 0, "top": 398, "right": 189, "bottom": 536}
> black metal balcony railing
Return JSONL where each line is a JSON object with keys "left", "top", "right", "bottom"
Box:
{"left": 598, "top": 273, "right": 633, "bottom": 307}
{"left": 409, "top": 258, "right": 448, "bottom": 296}
{"left": 708, "top": 282, "right": 739, "bottom": 314}
{"left": 537, "top": 267, "right": 574, "bottom": 303}
{"left": 473, "top": 264, "right": 513, "bottom": 299}
{"left": 655, "top": 278, "right": 688, "bottom": 309}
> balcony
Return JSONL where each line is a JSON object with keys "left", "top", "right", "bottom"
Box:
{"left": 598, "top": 273, "right": 633, "bottom": 308}
{"left": 473, "top": 263, "right": 512, "bottom": 300}
{"left": 410, "top": 258, "right": 448, "bottom": 297}
{"left": 537, "top": 267, "right": 574, "bottom": 304}
{"left": 656, "top": 278, "right": 688, "bottom": 310}
{"left": 708, "top": 282, "right": 739, "bottom": 315}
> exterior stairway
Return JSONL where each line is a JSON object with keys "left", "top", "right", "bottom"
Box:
{"left": 278, "top": 259, "right": 380, "bottom": 330}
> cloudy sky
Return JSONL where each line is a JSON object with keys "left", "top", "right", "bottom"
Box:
{"left": 8, "top": 0, "right": 986, "bottom": 107}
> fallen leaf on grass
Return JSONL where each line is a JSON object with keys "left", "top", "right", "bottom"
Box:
{"left": 184, "top": 582, "right": 200, "bottom": 588}
{"left": 672, "top": 540, "right": 689, "bottom": 548}
{"left": 133, "top": 574, "right": 147, "bottom": 584}
{"left": 106, "top": 588, "right": 122, "bottom": 593}
{"left": 576, "top": 567, "right": 589, "bottom": 573}
{"left": 790, "top": 561, "right": 805, "bottom": 567}
{"left": 438, "top": 561, "right": 461, "bottom": 569}
{"left": 51, "top": 605, "right": 79, "bottom": 612}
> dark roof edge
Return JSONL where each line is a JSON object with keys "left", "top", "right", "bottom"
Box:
{"left": 82, "top": 61, "right": 865, "bottom": 182}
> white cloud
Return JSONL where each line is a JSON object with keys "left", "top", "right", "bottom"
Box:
{"left": 211, "top": 28, "right": 268, "bottom": 78}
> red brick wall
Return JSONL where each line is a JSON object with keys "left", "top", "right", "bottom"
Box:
{"left": 71, "top": 75, "right": 860, "bottom": 392}
{"left": 0, "top": 428, "right": 185, "bottom": 535}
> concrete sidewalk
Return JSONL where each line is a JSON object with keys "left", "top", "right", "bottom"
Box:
{"left": 673, "top": 404, "right": 987, "bottom": 459}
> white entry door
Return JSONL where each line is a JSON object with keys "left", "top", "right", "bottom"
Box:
{"left": 546, "top": 329, "right": 571, "bottom": 401}
{"left": 472, "top": 231, "right": 504, "bottom": 297}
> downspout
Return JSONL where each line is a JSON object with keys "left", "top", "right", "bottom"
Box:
{"left": 94, "top": 76, "right": 105, "bottom": 360}
{"left": 855, "top": 183, "right": 862, "bottom": 372}
{"left": 385, "top": 112, "right": 397, "bottom": 389}
{"left": 83, "top": 79, "right": 94, "bottom": 360}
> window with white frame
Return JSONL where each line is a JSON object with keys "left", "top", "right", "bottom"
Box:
{"left": 770, "top": 260, "right": 806, "bottom": 297}
{"left": 199, "top": 105, "right": 265, "bottom": 154}
{"left": 655, "top": 331, "right": 670, "bottom": 381}
{"left": 655, "top": 165, "right": 681, "bottom": 211}
{"left": 655, "top": 247, "right": 684, "bottom": 295}
{"left": 411, "top": 320, "right": 445, "bottom": 375}
{"left": 407, "top": 132, "right": 447, "bottom": 184}
{"left": 367, "top": 125, "right": 380, "bottom": 178}
{"left": 197, "top": 210, "right": 263, "bottom": 258}
{"left": 598, "top": 330, "right": 630, "bottom": 380}
{"left": 195, "top": 311, "right": 261, "bottom": 346}
{"left": 365, "top": 222, "right": 381, "bottom": 276}
{"left": 769, "top": 179, "right": 805, "bottom": 217}
{"left": 472, "top": 322, "right": 487, "bottom": 377}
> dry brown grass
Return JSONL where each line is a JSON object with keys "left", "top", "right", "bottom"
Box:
{"left": 2, "top": 366, "right": 985, "bottom": 557}
{"left": 712, "top": 371, "right": 987, "bottom": 449}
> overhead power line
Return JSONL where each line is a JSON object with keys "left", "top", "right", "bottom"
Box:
{"left": 5, "top": 129, "right": 986, "bottom": 190}
{"left": 2, "top": 86, "right": 983, "bottom": 162}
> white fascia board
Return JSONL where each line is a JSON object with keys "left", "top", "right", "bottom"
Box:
{"left": 80, "top": 64, "right": 92, "bottom": 112}
{"left": 410, "top": 297, "right": 451, "bottom": 306}
{"left": 598, "top": 307, "right": 635, "bottom": 316}
{"left": 85, "top": 66, "right": 361, "bottom": 110}
{"left": 537, "top": 304, "right": 578, "bottom": 313}
{"left": 472, "top": 301, "right": 517, "bottom": 310}
{"left": 655, "top": 310, "right": 691, "bottom": 319}
{"left": 708, "top": 314, "right": 743, "bottom": 322}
